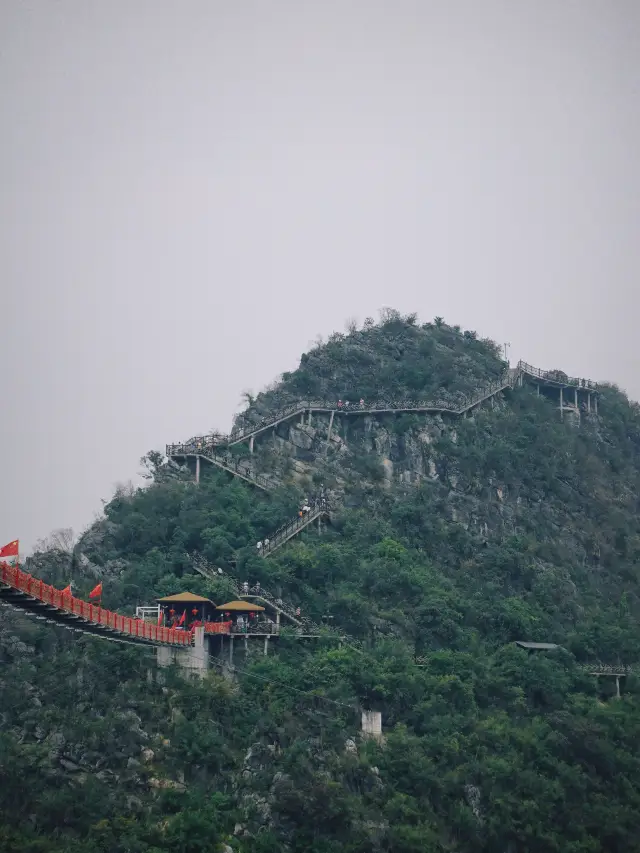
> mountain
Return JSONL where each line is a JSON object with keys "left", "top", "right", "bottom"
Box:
{"left": 3, "top": 311, "right": 640, "bottom": 853}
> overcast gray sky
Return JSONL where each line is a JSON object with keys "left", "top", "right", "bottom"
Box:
{"left": 1, "top": 0, "right": 638, "bottom": 552}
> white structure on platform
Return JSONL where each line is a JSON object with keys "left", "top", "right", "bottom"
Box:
{"left": 136, "top": 604, "right": 161, "bottom": 621}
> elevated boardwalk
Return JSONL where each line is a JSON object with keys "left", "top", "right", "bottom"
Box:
{"left": 260, "top": 503, "right": 329, "bottom": 557}
{"left": 167, "top": 359, "right": 599, "bottom": 488}
{"left": 0, "top": 563, "right": 193, "bottom": 647}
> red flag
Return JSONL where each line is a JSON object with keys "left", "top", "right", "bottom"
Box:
{"left": 61, "top": 584, "right": 72, "bottom": 596}
{"left": 88, "top": 582, "right": 103, "bottom": 599}
{"left": 0, "top": 540, "right": 19, "bottom": 559}
{"left": 177, "top": 610, "right": 186, "bottom": 626}
{"left": 157, "top": 609, "right": 164, "bottom": 626}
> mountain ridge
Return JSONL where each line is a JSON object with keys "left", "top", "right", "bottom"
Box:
{"left": 3, "top": 311, "right": 640, "bottom": 853}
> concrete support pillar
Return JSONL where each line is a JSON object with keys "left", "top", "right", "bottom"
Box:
{"left": 587, "top": 393, "right": 591, "bottom": 413}
{"left": 195, "top": 455, "right": 201, "bottom": 484}
{"left": 157, "top": 646, "right": 175, "bottom": 668}
{"left": 559, "top": 387, "right": 563, "bottom": 420}
{"left": 594, "top": 396, "right": 598, "bottom": 415}
{"left": 249, "top": 434, "right": 254, "bottom": 454}
{"left": 536, "top": 384, "right": 540, "bottom": 396}
{"left": 229, "top": 636, "right": 234, "bottom": 667}
{"left": 326, "top": 410, "right": 335, "bottom": 444}
{"left": 616, "top": 675, "right": 621, "bottom": 699}
{"left": 361, "top": 710, "right": 382, "bottom": 740}
{"left": 263, "top": 635, "right": 269, "bottom": 656}
{"left": 276, "top": 611, "right": 280, "bottom": 630}
{"left": 308, "top": 409, "right": 312, "bottom": 425}
{"left": 317, "top": 514, "right": 322, "bottom": 534}
{"left": 182, "top": 626, "right": 209, "bottom": 675}
{"left": 574, "top": 388, "right": 578, "bottom": 408}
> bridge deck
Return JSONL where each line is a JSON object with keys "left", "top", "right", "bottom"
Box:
{"left": 0, "top": 563, "right": 193, "bottom": 647}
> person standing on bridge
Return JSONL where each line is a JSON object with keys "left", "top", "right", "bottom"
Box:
{"left": 242, "top": 581, "right": 249, "bottom": 594}
{"left": 256, "top": 541, "right": 262, "bottom": 552}
{"left": 264, "top": 537, "right": 270, "bottom": 549}
{"left": 360, "top": 398, "right": 365, "bottom": 408}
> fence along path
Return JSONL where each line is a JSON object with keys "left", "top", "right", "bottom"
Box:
{"left": 168, "top": 368, "right": 520, "bottom": 463}
{"left": 259, "top": 502, "right": 329, "bottom": 557}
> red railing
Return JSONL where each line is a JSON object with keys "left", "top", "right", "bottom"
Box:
{"left": 0, "top": 562, "right": 193, "bottom": 647}
{"left": 204, "top": 621, "right": 232, "bottom": 635}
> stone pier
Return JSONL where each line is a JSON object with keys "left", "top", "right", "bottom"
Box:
{"left": 361, "top": 710, "right": 382, "bottom": 740}
{"left": 156, "top": 627, "right": 209, "bottom": 677}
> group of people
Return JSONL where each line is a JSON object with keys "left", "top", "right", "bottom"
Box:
{"left": 337, "top": 398, "right": 366, "bottom": 409}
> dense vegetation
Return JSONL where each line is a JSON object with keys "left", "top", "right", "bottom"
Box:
{"left": 3, "top": 312, "right": 640, "bottom": 852}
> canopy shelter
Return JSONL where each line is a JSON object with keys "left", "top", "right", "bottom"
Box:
{"left": 216, "top": 600, "right": 266, "bottom": 632}
{"left": 216, "top": 600, "right": 265, "bottom": 612}
{"left": 157, "top": 592, "right": 216, "bottom": 628}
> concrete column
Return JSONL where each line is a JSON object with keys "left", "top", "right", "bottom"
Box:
{"left": 195, "top": 455, "right": 201, "bottom": 484}
{"left": 594, "top": 396, "right": 598, "bottom": 415}
{"left": 326, "top": 410, "right": 335, "bottom": 444}
{"left": 156, "top": 646, "right": 175, "bottom": 667}
{"left": 263, "top": 635, "right": 269, "bottom": 656}
{"left": 244, "top": 636, "right": 248, "bottom": 653}
{"left": 181, "top": 626, "right": 209, "bottom": 675}
{"left": 276, "top": 611, "right": 280, "bottom": 630}
{"left": 559, "top": 387, "right": 563, "bottom": 419}
{"left": 537, "top": 384, "right": 540, "bottom": 396}
{"left": 308, "top": 409, "right": 312, "bottom": 425}
{"left": 616, "top": 675, "right": 621, "bottom": 699}
{"left": 587, "top": 393, "right": 591, "bottom": 413}
{"left": 229, "top": 636, "right": 234, "bottom": 667}
{"left": 574, "top": 388, "right": 578, "bottom": 408}
{"left": 361, "top": 710, "right": 382, "bottom": 740}
{"left": 249, "top": 434, "right": 254, "bottom": 454}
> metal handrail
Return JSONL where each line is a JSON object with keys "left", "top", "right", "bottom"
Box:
{"left": 260, "top": 502, "right": 329, "bottom": 556}
{"left": 167, "top": 361, "right": 598, "bottom": 464}
{"left": 167, "top": 380, "right": 511, "bottom": 456}
{"left": 518, "top": 361, "right": 597, "bottom": 390}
